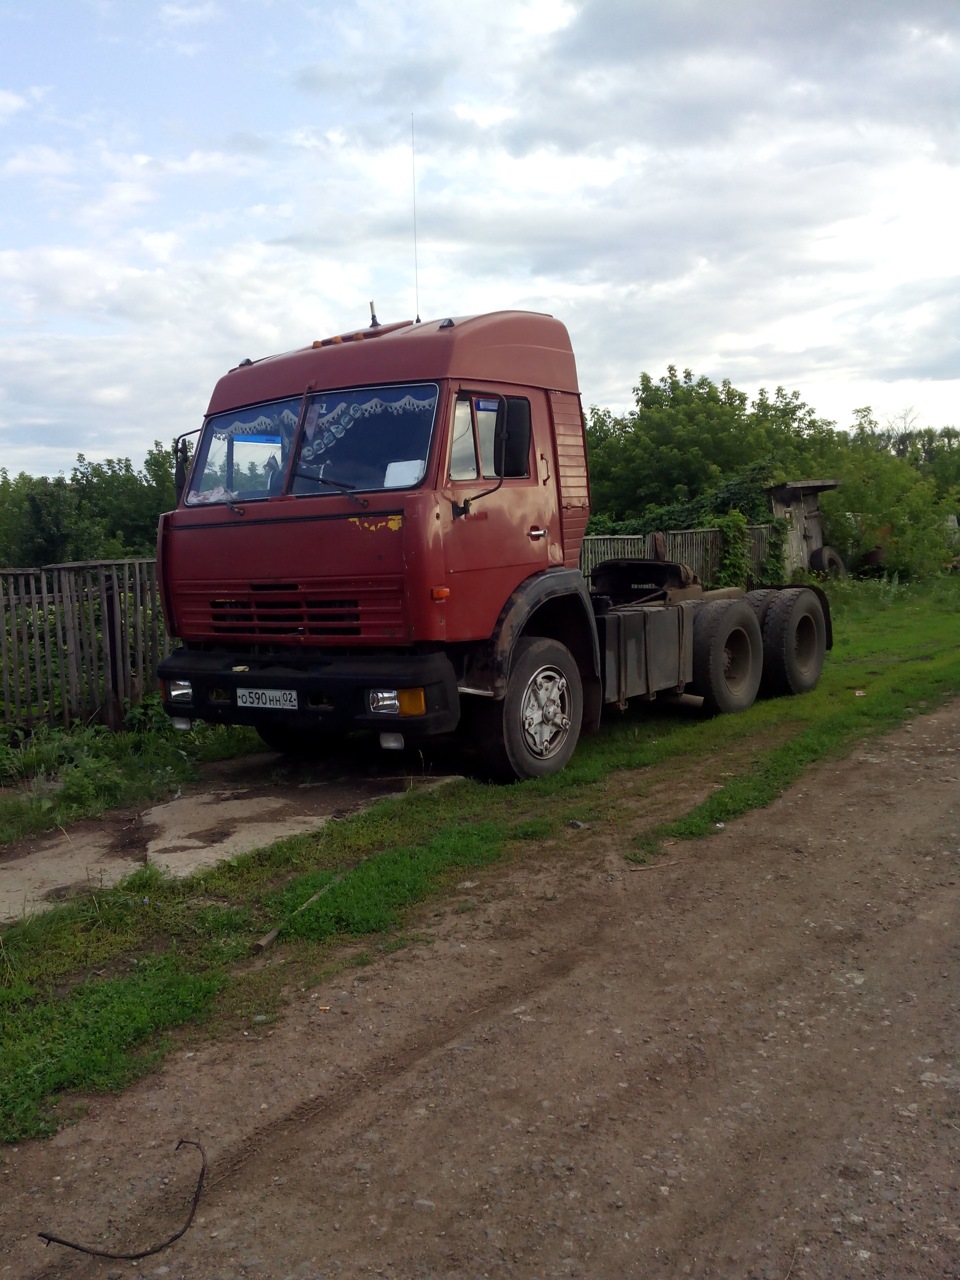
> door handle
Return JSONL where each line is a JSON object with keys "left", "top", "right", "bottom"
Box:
{"left": 528, "top": 527, "right": 548, "bottom": 541}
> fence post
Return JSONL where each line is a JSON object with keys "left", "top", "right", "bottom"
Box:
{"left": 0, "top": 575, "right": 12, "bottom": 725}
{"left": 81, "top": 566, "right": 99, "bottom": 719}
{"left": 8, "top": 575, "right": 23, "bottom": 724}
{"left": 99, "top": 565, "right": 123, "bottom": 730}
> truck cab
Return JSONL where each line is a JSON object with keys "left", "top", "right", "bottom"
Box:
{"left": 158, "top": 312, "right": 600, "bottom": 777}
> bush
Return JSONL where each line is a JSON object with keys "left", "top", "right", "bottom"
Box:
{"left": 821, "top": 455, "right": 956, "bottom": 579}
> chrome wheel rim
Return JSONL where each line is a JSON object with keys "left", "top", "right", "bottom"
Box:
{"left": 520, "top": 665, "right": 571, "bottom": 759}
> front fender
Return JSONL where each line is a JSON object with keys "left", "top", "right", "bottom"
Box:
{"left": 458, "top": 568, "right": 601, "bottom": 702}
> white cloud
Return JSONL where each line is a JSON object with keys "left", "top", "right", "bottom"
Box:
{"left": 512, "top": 0, "right": 576, "bottom": 37}
{"left": 1, "top": 145, "right": 74, "bottom": 177}
{"left": 0, "top": 90, "right": 29, "bottom": 124}
{"left": 90, "top": 384, "right": 131, "bottom": 404}
{"left": 158, "top": 2, "right": 222, "bottom": 27}
{"left": 75, "top": 179, "right": 157, "bottom": 229}
{"left": 137, "top": 230, "right": 182, "bottom": 261}
{"left": 162, "top": 149, "right": 267, "bottom": 176}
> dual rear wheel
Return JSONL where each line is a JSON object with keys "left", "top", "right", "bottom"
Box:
{"left": 755, "top": 587, "right": 828, "bottom": 696}
{"left": 692, "top": 588, "right": 827, "bottom": 713}
{"left": 480, "top": 589, "right": 827, "bottom": 780}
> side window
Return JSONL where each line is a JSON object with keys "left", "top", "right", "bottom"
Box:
{"left": 502, "top": 398, "right": 531, "bottom": 478}
{"left": 448, "top": 394, "right": 532, "bottom": 482}
{"left": 449, "top": 398, "right": 478, "bottom": 480}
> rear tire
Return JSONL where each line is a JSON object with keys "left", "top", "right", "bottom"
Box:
{"left": 760, "top": 587, "right": 827, "bottom": 696}
{"left": 690, "top": 599, "right": 763, "bottom": 714}
{"left": 745, "top": 588, "right": 779, "bottom": 627}
{"left": 473, "top": 637, "right": 583, "bottom": 781}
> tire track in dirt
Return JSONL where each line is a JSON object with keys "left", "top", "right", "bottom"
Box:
{"left": 20, "top": 860, "right": 617, "bottom": 1279}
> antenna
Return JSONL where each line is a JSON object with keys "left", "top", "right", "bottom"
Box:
{"left": 411, "top": 113, "right": 421, "bottom": 323}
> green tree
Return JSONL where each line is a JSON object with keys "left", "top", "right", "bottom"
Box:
{"left": 0, "top": 469, "right": 18, "bottom": 565}
{"left": 71, "top": 442, "right": 177, "bottom": 556}
{"left": 0, "top": 471, "right": 94, "bottom": 567}
{"left": 586, "top": 368, "right": 839, "bottom": 522}
{"left": 869, "top": 413, "right": 960, "bottom": 505}
{"left": 820, "top": 409, "right": 958, "bottom": 578}
{"left": 0, "top": 442, "right": 179, "bottom": 568}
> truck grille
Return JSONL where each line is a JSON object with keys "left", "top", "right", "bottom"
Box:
{"left": 180, "top": 578, "right": 405, "bottom": 642}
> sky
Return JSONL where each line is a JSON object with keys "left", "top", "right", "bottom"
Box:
{"left": 0, "top": 0, "right": 958, "bottom": 478}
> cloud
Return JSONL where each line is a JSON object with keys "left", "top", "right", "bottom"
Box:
{"left": 296, "top": 51, "right": 450, "bottom": 110}
{"left": 0, "top": 89, "right": 29, "bottom": 125}
{"left": 75, "top": 179, "right": 158, "bottom": 229}
{"left": 158, "top": 2, "right": 222, "bottom": 27}
{"left": 497, "top": 0, "right": 960, "bottom": 157}
{"left": 0, "top": 232, "right": 405, "bottom": 472}
{"left": 222, "top": 131, "right": 276, "bottom": 157}
{"left": 1, "top": 145, "right": 75, "bottom": 177}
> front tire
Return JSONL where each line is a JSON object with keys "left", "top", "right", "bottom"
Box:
{"left": 474, "top": 637, "right": 583, "bottom": 781}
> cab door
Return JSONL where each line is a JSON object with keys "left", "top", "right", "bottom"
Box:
{"left": 440, "top": 388, "right": 559, "bottom": 639}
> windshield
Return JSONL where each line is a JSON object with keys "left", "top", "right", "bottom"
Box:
{"left": 291, "top": 383, "right": 437, "bottom": 496}
{"left": 185, "top": 382, "right": 438, "bottom": 505}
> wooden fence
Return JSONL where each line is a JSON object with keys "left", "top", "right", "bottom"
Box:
{"left": 0, "top": 561, "right": 170, "bottom": 732}
{"left": 580, "top": 526, "right": 775, "bottom": 585}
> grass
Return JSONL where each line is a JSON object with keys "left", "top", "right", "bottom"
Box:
{"left": 2, "top": 574, "right": 960, "bottom": 1142}
{"left": 0, "top": 695, "right": 259, "bottom": 845}
{"left": 0, "top": 954, "right": 223, "bottom": 1142}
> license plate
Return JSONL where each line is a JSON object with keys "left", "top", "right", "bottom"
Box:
{"left": 237, "top": 687, "right": 298, "bottom": 710}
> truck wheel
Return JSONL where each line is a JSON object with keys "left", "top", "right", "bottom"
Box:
{"left": 760, "top": 587, "right": 827, "bottom": 696}
{"left": 255, "top": 723, "right": 335, "bottom": 755}
{"left": 809, "top": 545, "right": 846, "bottom": 577}
{"left": 690, "top": 599, "right": 763, "bottom": 714}
{"left": 745, "top": 588, "right": 779, "bottom": 627}
{"left": 476, "top": 637, "right": 583, "bottom": 781}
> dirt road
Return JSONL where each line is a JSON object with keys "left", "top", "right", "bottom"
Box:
{"left": 2, "top": 701, "right": 959, "bottom": 1279}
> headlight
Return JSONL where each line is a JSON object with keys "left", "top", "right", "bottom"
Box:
{"left": 367, "top": 688, "right": 426, "bottom": 716}
{"left": 165, "top": 679, "right": 193, "bottom": 702}
{"left": 369, "top": 689, "right": 400, "bottom": 714}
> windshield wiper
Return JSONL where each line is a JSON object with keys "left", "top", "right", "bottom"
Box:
{"left": 293, "top": 469, "right": 369, "bottom": 508}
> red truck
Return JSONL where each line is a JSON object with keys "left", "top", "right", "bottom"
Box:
{"left": 157, "top": 310, "right": 830, "bottom": 779}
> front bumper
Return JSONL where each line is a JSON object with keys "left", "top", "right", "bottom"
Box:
{"left": 157, "top": 647, "right": 460, "bottom": 737}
